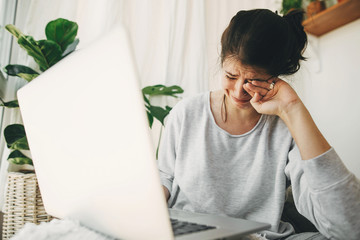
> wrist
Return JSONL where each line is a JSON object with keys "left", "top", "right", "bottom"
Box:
{"left": 278, "top": 99, "right": 305, "bottom": 123}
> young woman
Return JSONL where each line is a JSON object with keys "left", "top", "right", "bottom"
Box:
{"left": 158, "top": 9, "right": 360, "bottom": 240}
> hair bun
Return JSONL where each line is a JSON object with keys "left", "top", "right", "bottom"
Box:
{"left": 282, "top": 9, "right": 307, "bottom": 74}
{"left": 284, "top": 9, "right": 305, "bottom": 31}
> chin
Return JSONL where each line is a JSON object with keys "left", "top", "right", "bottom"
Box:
{"left": 233, "top": 101, "right": 252, "bottom": 109}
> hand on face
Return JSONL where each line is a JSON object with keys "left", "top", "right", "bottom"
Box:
{"left": 243, "top": 78, "right": 301, "bottom": 116}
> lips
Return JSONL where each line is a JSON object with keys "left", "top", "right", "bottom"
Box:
{"left": 231, "top": 95, "right": 251, "bottom": 103}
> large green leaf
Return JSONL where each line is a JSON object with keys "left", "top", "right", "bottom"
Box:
{"left": 45, "top": 18, "right": 78, "bottom": 52}
{"left": 4, "top": 64, "right": 39, "bottom": 81}
{"left": 16, "top": 35, "right": 50, "bottom": 71}
{"left": 5, "top": 25, "right": 47, "bottom": 69}
{"left": 5, "top": 24, "right": 22, "bottom": 39}
{"left": 146, "top": 110, "right": 154, "bottom": 128}
{"left": 10, "top": 136, "right": 29, "bottom": 150}
{"left": 8, "top": 150, "right": 33, "bottom": 165}
{"left": 148, "top": 105, "right": 171, "bottom": 126}
{"left": 142, "top": 85, "right": 184, "bottom": 97}
{"left": 37, "top": 39, "right": 62, "bottom": 68}
{"left": 5, "top": 25, "right": 62, "bottom": 71}
{"left": 17, "top": 73, "right": 39, "bottom": 82}
{"left": 4, "top": 124, "right": 29, "bottom": 150}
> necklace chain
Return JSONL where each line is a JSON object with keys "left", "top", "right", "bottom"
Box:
{"left": 221, "top": 94, "right": 227, "bottom": 123}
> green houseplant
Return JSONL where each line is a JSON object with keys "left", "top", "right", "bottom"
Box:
{"left": 142, "top": 84, "right": 184, "bottom": 158}
{"left": 0, "top": 18, "right": 79, "bottom": 166}
{"left": 0, "top": 18, "right": 79, "bottom": 239}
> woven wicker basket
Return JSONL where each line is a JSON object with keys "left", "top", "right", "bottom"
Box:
{"left": 2, "top": 172, "right": 53, "bottom": 239}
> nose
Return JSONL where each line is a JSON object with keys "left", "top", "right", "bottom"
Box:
{"left": 233, "top": 77, "right": 247, "bottom": 97}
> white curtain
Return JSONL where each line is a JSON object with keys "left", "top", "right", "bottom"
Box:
{"left": 0, "top": 0, "right": 280, "bottom": 209}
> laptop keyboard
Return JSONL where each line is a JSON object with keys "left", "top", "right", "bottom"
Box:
{"left": 170, "top": 218, "right": 216, "bottom": 236}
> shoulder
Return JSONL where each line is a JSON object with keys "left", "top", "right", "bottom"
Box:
{"left": 165, "top": 92, "right": 209, "bottom": 126}
{"left": 170, "top": 92, "right": 209, "bottom": 115}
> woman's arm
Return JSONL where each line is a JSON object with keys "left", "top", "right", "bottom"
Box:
{"left": 244, "top": 79, "right": 330, "bottom": 159}
{"left": 245, "top": 79, "right": 360, "bottom": 239}
{"left": 276, "top": 98, "right": 330, "bottom": 160}
{"left": 163, "top": 185, "right": 170, "bottom": 201}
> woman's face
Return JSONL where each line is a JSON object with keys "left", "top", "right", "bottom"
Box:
{"left": 221, "top": 58, "right": 271, "bottom": 109}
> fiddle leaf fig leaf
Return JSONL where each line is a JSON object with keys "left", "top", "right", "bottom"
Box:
{"left": 16, "top": 35, "right": 49, "bottom": 70}
{"left": 5, "top": 24, "right": 62, "bottom": 71}
{"left": 36, "top": 39, "right": 62, "bottom": 69}
{"left": 45, "top": 18, "right": 78, "bottom": 52}
{"left": 4, "top": 64, "right": 39, "bottom": 82}
{"left": 17, "top": 73, "right": 39, "bottom": 82}
{"left": 10, "top": 136, "right": 30, "bottom": 150}
{"left": 8, "top": 150, "right": 33, "bottom": 165}
{"left": 5, "top": 24, "right": 23, "bottom": 39}
{"left": 4, "top": 124, "right": 29, "bottom": 150}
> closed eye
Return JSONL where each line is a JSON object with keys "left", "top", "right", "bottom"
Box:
{"left": 226, "top": 75, "right": 237, "bottom": 80}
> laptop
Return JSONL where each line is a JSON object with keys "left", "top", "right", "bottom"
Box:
{"left": 17, "top": 26, "right": 270, "bottom": 240}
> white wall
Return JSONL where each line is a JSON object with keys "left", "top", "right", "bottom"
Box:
{"left": 296, "top": 19, "right": 360, "bottom": 178}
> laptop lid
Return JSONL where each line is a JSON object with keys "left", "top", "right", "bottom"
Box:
{"left": 18, "top": 25, "right": 270, "bottom": 240}
{"left": 17, "top": 27, "right": 173, "bottom": 240}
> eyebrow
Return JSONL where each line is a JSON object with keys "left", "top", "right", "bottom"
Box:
{"left": 225, "top": 71, "right": 239, "bottom": 77}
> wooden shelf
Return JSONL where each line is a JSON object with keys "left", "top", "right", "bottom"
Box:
{"left": 302, "top": 0, "right": 360, "bottom": 36}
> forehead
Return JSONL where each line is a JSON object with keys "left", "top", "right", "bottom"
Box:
{"left": 223, "top": 58, "right": 267, "bottom": 76}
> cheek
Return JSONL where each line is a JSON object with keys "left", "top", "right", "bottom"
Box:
{"left": 221, "top": 77, "right": 232, "bottom": 90}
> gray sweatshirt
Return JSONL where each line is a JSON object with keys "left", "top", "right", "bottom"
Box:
{"left": 158, "top": 92, "right": 360, "bottom": 240}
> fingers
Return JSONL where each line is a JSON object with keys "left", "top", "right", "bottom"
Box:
{"left": 251, "top": 92, "right": 262, "bottom": 103}
{"left": 249, "top": 80, "right": 273, "bottom": 91}
{"left": 244, "top": 80, "right": 273, "bottom": 98}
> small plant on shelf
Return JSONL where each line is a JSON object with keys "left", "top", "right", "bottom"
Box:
{"left": 281, "top": 0, "right": 303, "bottom": 15}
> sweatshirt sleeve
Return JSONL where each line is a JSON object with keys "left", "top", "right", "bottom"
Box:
{"left": 157, "top": 104, "right": 181, "bottom": 196}
{"left": 285, "top": 143, "right": 360, "bottom": 239}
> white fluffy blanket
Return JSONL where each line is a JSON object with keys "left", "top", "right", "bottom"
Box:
{"left": 11, "top": 218, "right": 268, "bottom": 240}
{"left": 11, "top": 219, "right": 116, "bottom": 240}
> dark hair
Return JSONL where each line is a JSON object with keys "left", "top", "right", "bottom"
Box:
{"left": 220, "top": 9, "right": 307, "bottom": 76}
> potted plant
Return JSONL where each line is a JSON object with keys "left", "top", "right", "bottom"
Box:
{"left": 1, "top": 18, "right": 79, "bottom": 168}
{"left": 1, "top": 18, "right": 79, "bottom": 239}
